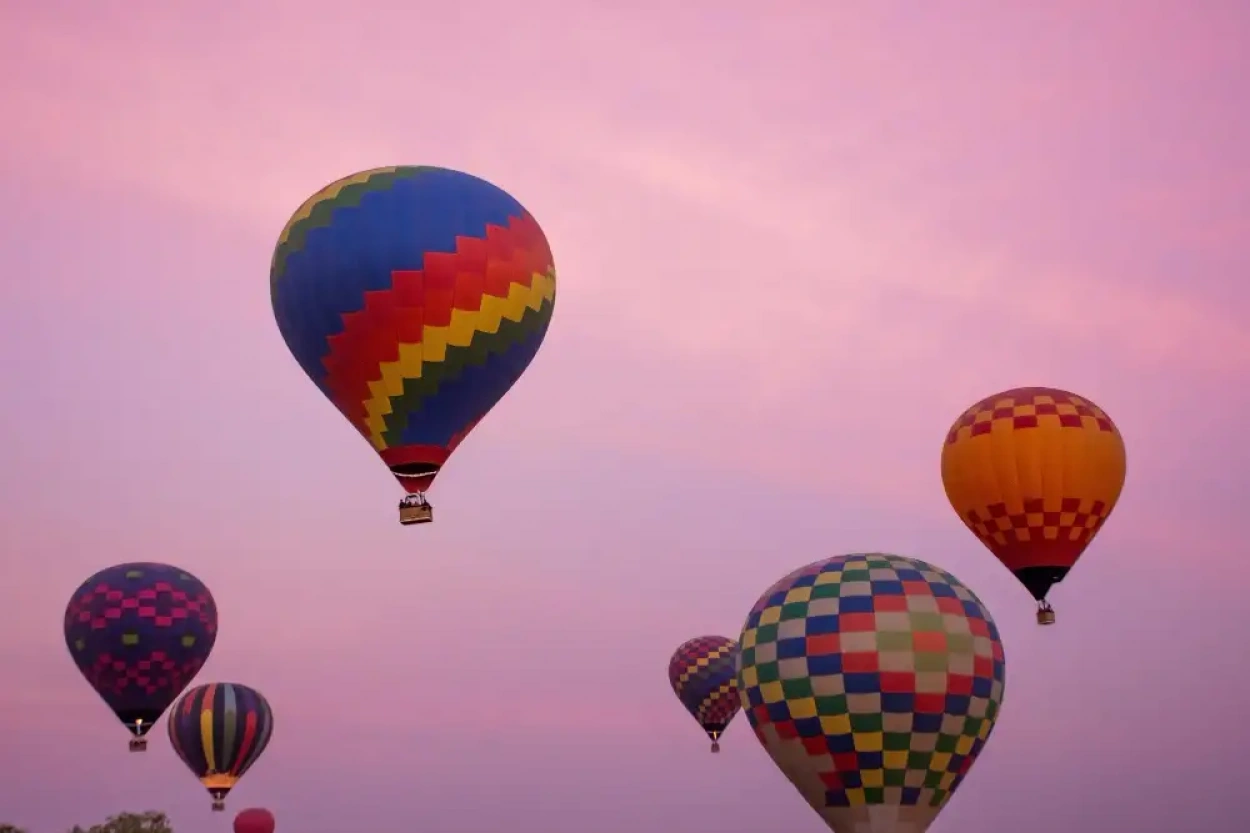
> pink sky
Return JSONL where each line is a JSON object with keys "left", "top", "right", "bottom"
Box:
{"left": 1, "top": 1, "right": 1247, "bottom": 831}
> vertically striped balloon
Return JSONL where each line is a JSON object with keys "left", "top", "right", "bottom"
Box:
{"left": 270, "top": 166, "right": 557, "bottom": 520}
{"left": 168, "top": 682, "right": 274, "bottom": 811}
{"left": 667, "top": 635, "right": 741, "bottom": 752}
{"left": 737, "top": 554, "right": 1005, "bottom": 833}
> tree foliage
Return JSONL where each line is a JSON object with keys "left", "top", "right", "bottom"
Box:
{"left": 0, "top": 824, "right": 29, "bottom": 833}
{"left": 68, "top": 812, "right": 173, "bottom": 833}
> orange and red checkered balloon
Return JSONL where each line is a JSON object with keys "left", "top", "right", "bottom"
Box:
{"left": 940, "top": 386, "right": 1126, "bottom": 622}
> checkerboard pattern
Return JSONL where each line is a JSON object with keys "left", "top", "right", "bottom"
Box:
{"left": 943, "top": 387, "right": 1116, "bottom": 446}
{"left": 668, "top": 635, "right": 741, "bottom": 739}
{"left": 737, "top": 554, "right": 1005, "bottom": 833}
{"left": 940, "top": 387, "right": 1127, "bottom": 595}
{"left": 964, "top": 497, "right": 1110, "bottom": 550}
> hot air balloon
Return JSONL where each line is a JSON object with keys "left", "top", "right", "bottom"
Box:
{"left": 169, "top": 682, "right": 274, "bottom": 811}
{"left": 63, "top": 562, "right": 217, "bottom": 751}
{"left": 234, "top": 808, "right": 275, "bottom": 833}
{"left": 667, "top": 635, "right": 741, "bottom": 752}
{"left": 940, "top": 386, "right": 1126, "bottom": 624}
{"left": 270, "top": 166, "right": 557, "bottom": 526}
{"left": 737, "top": 553, "right": 1005, "bottom": 833}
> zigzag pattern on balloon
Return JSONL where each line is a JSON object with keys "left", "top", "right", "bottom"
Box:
{"left": 366, "top": 289, "right": 552, "bottom": 451}
{"left": 270, "top": 166, "right": 558, "bottom": 463}
{"left": 269, "top": 166, "right": 413, "bottom": 292}
{"left": 318, "top": 216, "right": 556, "bottom": 448}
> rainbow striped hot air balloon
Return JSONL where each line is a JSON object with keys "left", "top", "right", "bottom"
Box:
{"left": 168, "top": 682, "right": 274, "bottom": 812}
{"left": 270, "top": 166, "right": 557, "bottom": 526}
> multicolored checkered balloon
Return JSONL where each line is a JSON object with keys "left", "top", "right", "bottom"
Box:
{"left": 668, "top": 635, "right": 741, "bottom": 752}
{"left": 737, "top": 554, "right": 1006, "bottom": 833}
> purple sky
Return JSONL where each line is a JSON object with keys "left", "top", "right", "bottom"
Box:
{"left": 1, "top": 2, "right": 1248, "bottom": 831}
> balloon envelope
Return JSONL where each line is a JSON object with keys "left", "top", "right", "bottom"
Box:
{"left": 940, "top": 386, "right": 1126, "bottom": 610}
{"left": 169, "top": 682, "right": 274, "bottom": 809}
{"left": 270, "top": 165, "right": 557, "bottom": 497}
{"left": 234, "top": 808, "right": 275, "bottom": 833}
{"left": 737, "top": 554, "right": 1006, "bottom": 833}
{"left": 667, "top": 635, "right": 741, "bottom": 746}
{"left": 63, "top": 562, "right": 217, "bottom": 740}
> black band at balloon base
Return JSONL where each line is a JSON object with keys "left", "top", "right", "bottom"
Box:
{"left": 116, "top": 709, "right": 163, "bottom": 737}
{"left": 704, "top": 725, "right": 725, "bottom": 753}
{"left": 1012, "top": 566, "right": 1070, "bottom": 601}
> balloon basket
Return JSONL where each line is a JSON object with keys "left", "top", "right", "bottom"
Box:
{"left": 211, "top": 800, "right": 225, "bottom": 812}
{"left": 710, "top": 741, "right": 721, "bottom": 753}
{"left": 398, "top": 499, "right": 434, "bottom": 525}
{"left": 1036, "top": 605, "right": 1056, "bottom": 626}
{"left": 128, "top": 737, "right": 147, "bottom": 752}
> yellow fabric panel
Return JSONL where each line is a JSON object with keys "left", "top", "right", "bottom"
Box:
{"left": 361, "top": 272, "right": 556, "bottom": 447}
{"left": 276, "top": 167, "right": 401, "bottom": 249}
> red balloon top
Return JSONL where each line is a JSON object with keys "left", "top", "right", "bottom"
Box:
{"left": 234, "top": 808, "right": 275, "bottom": 833}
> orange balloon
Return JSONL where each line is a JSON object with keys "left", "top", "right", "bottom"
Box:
{"left": 940, "top": 386, "right": 1126, "bottom": 624}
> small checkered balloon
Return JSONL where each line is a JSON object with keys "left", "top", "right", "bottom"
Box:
{"left": 667, "top": 635, "right": 741, "bottom": 751}
{"left": 737, "top": 554, "right": 1006, "bottom": 833}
